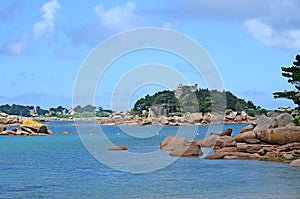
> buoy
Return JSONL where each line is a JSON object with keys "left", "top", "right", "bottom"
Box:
{"left": 196, "top": 133, "right": 199, "bottom": 136}
{"left": 156, "top": 132, "right": 159, "bottom": 136}
{"left": 117, "top": 132, "right": 120, "bottom": 136}
{"left": 89, "top": 133, "right": 93, "bottom": 136}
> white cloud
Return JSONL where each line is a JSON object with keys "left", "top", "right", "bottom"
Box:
{"left": 244, "top": 19, "right": 300, "bottom": 50}
{"left": 69, "top": 1, "right": 143, "bottom": 46}
{"left": 1, "top": 34, "right": 28, "bottom": 55}
{"left": 150, "top": 0, "right": 300, "bottom": 50}
{"left": 94, "top": 1, "right": 141, "bottom": 32}
{"left": 33, "top": 0, "right": 61, "bottom": 40}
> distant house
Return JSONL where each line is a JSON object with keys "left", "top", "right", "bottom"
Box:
{"left": 277, "top": 106, "right": 291, "bottom": 112}
{"left": 68, "top": 108, "right": 75, "bottom": 115}
{"left": 174, "top": 83, "right": 198, "bottom": 99}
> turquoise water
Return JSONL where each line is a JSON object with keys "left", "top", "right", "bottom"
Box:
{"left": 1, "top": 121, "right": 299, "bottom": 198}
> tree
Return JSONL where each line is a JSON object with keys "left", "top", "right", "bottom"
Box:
{"left": 36, "top": 106, "right": 49, "bottom": 115}
{"left": 273, "top": 54, "right": 300, "bottom": 107}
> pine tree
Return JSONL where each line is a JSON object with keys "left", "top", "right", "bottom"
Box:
{"left": 273, "top": 54, "right": 300, "bottom": 107}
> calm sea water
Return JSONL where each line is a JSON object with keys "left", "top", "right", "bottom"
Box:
{"left": 0, "top": 121, "right": 299, "bottom": 199}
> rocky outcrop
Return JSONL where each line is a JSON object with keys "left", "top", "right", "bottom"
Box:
{"left": 0, "top": 125, "right": 6, "bottom": 132}
{"left": 169, "top": 144, "right": 203, "bottom": 157}
{"left": 259, "top": 127, "right": 300, "bottom": 145}
{"left": 108, "top": 146, "right": 128, "bottom": 150}
{"left": 197, "top": 133, "right": 220, "bottom": 147}
{"left": 290, "top": 159, "right": 300, "bottom": 167}
{"left": 204, "top": 113, "right": 300, "bottom": 165}
{"left": 0, "top": 116, "right": 21, "bottom": 126}
{"left": 0, "top": 120, "right": 52, "bottom": 136}
{"left": 196, "top": 128, "right": 234, "bottom": 147}
{"left": 219, "top": 128, "right": 233, "bottom": 136}
{"left": 160, "top": 136, "right": 203, "bottom": 157}
{"left": 240, "top": 124, "right": 255, "bottom": 134}
{"left": 96, "top": 111, "right": 256, "bottom": 126}
{"left": 160, "top": 136, "right": 188, "bottom": 150}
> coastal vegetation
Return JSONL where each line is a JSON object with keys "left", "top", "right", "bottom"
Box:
{"left": 274, "top": 54, "right": 300, "bottom": 125}
{"left": 132, "top": 88, "right": 266, "bottom": 117}
{"left": 273, "top": 54, "right": 300, "bottom": 107}
{"left": 0, "top": 104, "right": 112, "bottom": 118}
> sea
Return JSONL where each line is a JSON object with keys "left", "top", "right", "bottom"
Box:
{"left": 0, "top": 121, "right": 299, "bottom": 199}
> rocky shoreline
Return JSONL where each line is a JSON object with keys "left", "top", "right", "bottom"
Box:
{"left": 159, "top": 112, "right": 300, "bottom": 167}
{"left": 0, "top": 119, "right": 53, "bottom": 136}
{"left": 96, "top": 111, "right": 256, "bottom": 126}
{"left": 1, "top": 111, "right": 300, "bottom": 167}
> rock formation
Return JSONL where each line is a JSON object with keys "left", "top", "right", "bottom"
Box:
{"left": 203, "top": 113, "right": 300, "bottom": 164}
{"left": 0, "top": 119, "right": 53, "bottom": 136}
{"left": 160, "top": 136, "right": 203, "bottom": 157}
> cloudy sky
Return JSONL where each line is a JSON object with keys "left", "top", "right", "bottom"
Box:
{"left": 0, "top": 0, "right": 299, "bottom": 110}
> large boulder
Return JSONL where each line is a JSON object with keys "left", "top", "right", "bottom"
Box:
{"left": 260, "top": 126, "right": 300, "bottom": 145}
{"left": 226, "top": 111, "right": 237, "bottom": 120}
{"left": 196, "top": 133, "right": 220, "bottom": 147}
{"left": 234, "top": 131, "right": 257, "bottom": 143}
{"left": 275, "top": 113, "right": 293, "bottom": 127}
{"left": 253, "top": 113, "right": 293, "bottom": 133}
{"left": 219, "top": 128, "right": 233, "bottom": 136}
{"left": 169, "top": 144, "right": 203, "bottom": 157}
{"left": 21, "top": 120, "right": 48, "bottom": 134}
{"left": 240, "top": 124, "right": 255, "bottom": 134}
{"left": 290, "top": 159, "right": 300, "bottom": 167}
{"left": 241, "top": 111, "right": 248, "bottom": 120}
{"left": 160, "top": 136, "right": 188, "bottom": 150}
{"left": 253, "top": 115, "right": 277, "bottom": 132}
{"left": 0, "top": 125, "right": 7, "bottom": 132}
{"left": 213, "top": 136, "right": 236, "bottom": 150}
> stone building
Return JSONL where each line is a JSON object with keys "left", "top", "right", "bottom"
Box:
{"left": 174, "top": 83, "right": 198, "bottom": 99}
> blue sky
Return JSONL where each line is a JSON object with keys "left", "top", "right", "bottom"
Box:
{"left": 0, "top": 0, "right": 299, "bottom": 110}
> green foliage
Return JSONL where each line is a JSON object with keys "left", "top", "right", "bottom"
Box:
{"left": 57, "top": 114, "right": 72, "bottom": 118}
{"left": 36, "top": 106, "right": 49, "bottom": 115}
{"left": 95, "top": 107, "right": 112, "bottom": 117}
{"left": 133, "top": 91, "right": 180, "bottom": 115}
{"left": 274, "top": 54, "right": 300, "bottom": 106}
{"left": 73, "top": 105, "right": 96, "bottom": 113}
{"left": 292, "top": 110, "right": 300, "bottom": 126}
{"left": 0, "top": 104, "right": 34, "bottom": 116}
{"left": 225, "top": 109, "right": 233, "bottom": 115}
{"left": 132, "top": 87, "right": 259, "bottom": 115}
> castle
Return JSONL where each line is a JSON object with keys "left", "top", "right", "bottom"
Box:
{"left": 174, "top": 83, "right": 198, "bottom": 98}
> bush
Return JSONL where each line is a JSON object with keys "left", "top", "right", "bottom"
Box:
{"left": 225, "top": 109, "right": 233, "bottom": 115}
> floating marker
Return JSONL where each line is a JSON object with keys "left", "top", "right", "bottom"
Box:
{"left": 156, "top": 132, "right": 159, "bottom": 136}
{"left": 117, "top": 132, "right": 120, "bottom": 136}
{"left": 196, "top": 133, "right": 199, "bottom": 136}
{"left": 89, "top": 133, "right": 93, "bottom": 136}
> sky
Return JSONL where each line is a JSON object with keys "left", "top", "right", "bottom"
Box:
{"left": 0, "top": 0, "right": 299, "bottom": 110}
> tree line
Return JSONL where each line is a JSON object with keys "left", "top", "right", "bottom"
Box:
{"left": 0, "top": 104, "right": 112, "bottom": 117}
{"left": 132, "top": 88, "right": 266, "bottom": 117}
